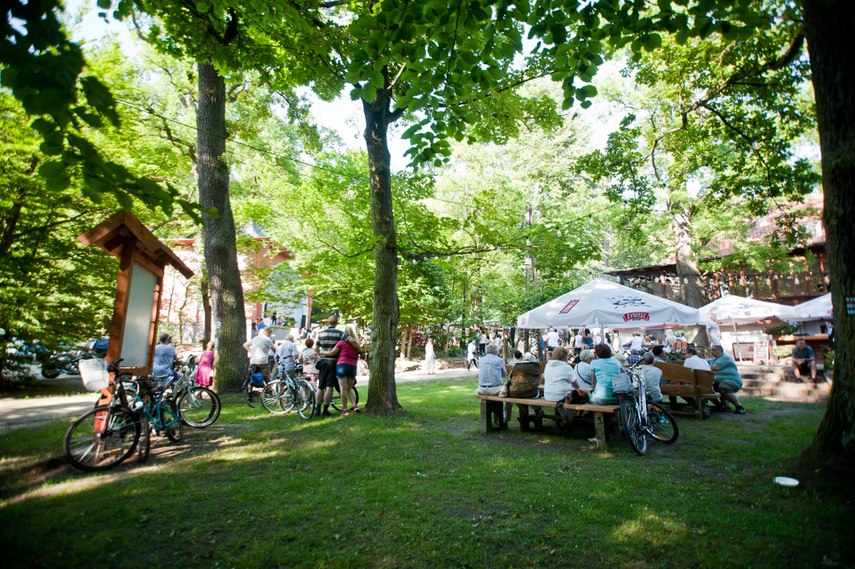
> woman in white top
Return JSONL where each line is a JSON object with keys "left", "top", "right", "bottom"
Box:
{"left": 573, "top": 349, "right": 594, "bottom": 389}
{"left": 640, "top": 352, "right": 663, "bottom": 402}
{"left": 543, "top": 346, "right": 579, "bottom": 401}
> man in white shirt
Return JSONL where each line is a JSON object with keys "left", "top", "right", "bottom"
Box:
{"left": 683, "top": 347, "right": 712, "bottom": 371}
{"left": 629, "top": 333, "right": 644, "bottom": 352}
{"left": 244, "top": 328, "right": 274, "bottom": 382}
{"left": 545, "top": 328, "right": 561, "bottom": 349}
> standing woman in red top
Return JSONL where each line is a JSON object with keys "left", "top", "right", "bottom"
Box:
{"left": 320, "top": 323, "right": 362, "bottom": 415}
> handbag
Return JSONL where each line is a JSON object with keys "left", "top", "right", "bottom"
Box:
{"left": 569, "top": 389, "right": 589, "bottom": 404}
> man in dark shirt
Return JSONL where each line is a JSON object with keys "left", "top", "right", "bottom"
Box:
{"left": 791, "top": 338, "right": 817, "bottom": 384}
{"left": 315, "top": 315, "right": 349, "bottom": 417}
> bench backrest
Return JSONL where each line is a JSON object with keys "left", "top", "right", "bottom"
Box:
{"left": 654, "top": 362, "right": 695, "bottom": 385}
{"left": 694, "top": 369, "right": 716, "bottom": 392}
{"left": 505, "top": 361, "right": 547, "bottom": 375}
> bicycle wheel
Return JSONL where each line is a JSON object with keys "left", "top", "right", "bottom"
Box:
{"left": 160, "top": 401, "right": 183, "bottom": 442}
{"left": 331, "top": 385, "right": 359, "bottom": 411}
{"left": 647, "top": 401, "right": 679, "bottom": 444}
{"left": 621, "top": 398, "right": 647, "bottom": 456}
{"left": 64, "top": 405, "right": 140, "bottom": 471}
{"left": 243, "top": 380, "right": 263, "bottom": 408}
{"left": 136, "top": 413, "right": 150, "bottom": 463}
{"left": 297, "top": 380, "right": 315, "bottom": 420}
{"left": 178, "top": 387, "right": 221, "bottom": 427}
{"left": 262, "top": 382, "right": 289, "bottom": 415}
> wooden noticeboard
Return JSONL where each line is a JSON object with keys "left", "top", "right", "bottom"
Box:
{"left": 78, "top": 211, "right": 193, "bottom": 377}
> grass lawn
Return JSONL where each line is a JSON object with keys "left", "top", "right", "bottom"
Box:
{"left": 0, "top": 377, "right": 851, "bottom": 568}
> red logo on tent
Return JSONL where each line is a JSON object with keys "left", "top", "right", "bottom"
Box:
{"left": 623, "top": 312, "right": 650, "bottom": 322}
{"left": 559, "top": 300, "right": 579, "bottom": 314}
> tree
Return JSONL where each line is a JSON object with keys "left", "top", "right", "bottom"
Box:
{"left": 0, "top": 92, "right": 118, "bottom": 383}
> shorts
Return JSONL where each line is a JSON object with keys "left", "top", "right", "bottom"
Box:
{"left": 795, "top": 361, "right": 814, "bottom": 374}
{"left": 336, "top": 363, "right": 357, "bottom": 379}
{"left": 317, "top": 359, "right": 338, "bottom": 390}
{"left": 715, "top": 380, "right": 740, "bottom": 395}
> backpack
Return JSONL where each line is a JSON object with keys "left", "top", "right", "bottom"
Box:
{"left": 250, "top": 370, "right": 265, "bottom": 387}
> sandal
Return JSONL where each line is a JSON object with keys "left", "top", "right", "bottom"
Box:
{"left": 734, "top": 406, "right": 747, "bottom": 415}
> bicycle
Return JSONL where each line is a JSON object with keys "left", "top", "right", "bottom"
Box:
{"left": 330, "top": 379, "right": 359, "bottom": 412}
{"left": 132, "top": 376, "right": 184, "bottom": 444}
{"left": 242, "top": 364, "right": 266, "bottom": 407}
{"left": 261, "top": 367, "right": 315, "bottom": 419}
{"left": 163, "top": 359, "right": 221, "bottom": 428}
{"left": 64, "top": 359, "right": 148, "bottom": 471}
{"left": 614, "top": 364, "right": 679, "bottom": 456}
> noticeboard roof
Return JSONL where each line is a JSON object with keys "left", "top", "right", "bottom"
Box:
{"left": 77, "top": 210, "right": 193, "bottom": 279}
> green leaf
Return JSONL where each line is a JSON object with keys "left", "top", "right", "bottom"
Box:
{"left": 361, "top": 84, "right": 377, "bottom": 102}
{"left": 39, "top": 160, "right": 67, "bottom": 178}
{"left": 96, "top": 0, "right": 111, "bottom": 8}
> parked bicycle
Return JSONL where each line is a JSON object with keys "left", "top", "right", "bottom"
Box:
{"left": 614, "top": 364, "right": 679, "bottom": 456}
{"left": 242, "top": 364, "right": 266, "bottom": 407}
{"left": 64, "top": 359, "right": 182, "bottom": 471}
{"left": 261, "top": 368, "right": 315, "bottom": 419}
{"left": 163, "top": 359, "right": 221, "bottom": 428}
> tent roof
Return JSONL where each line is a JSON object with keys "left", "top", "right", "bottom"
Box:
{"left": 699, "top": 295, "right": 793, "bottom": 325}
{"left": 516, "top": 278, "right": 700, "bottom": 329}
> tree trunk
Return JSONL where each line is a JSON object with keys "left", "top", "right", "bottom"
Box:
{"left": 802, "top": 0, "right": 855, "bottom": 461}
{"left": 201, "top": 267, "right": 212, "bottom": 346}
{"left": 669, "top": 200, "right": 705, "bottom": 309}
{"left": 197, "top": 60, "right": 247, "bottom": 392}
{"left": 362, "top": 90, "right": 402, "bottom": 415}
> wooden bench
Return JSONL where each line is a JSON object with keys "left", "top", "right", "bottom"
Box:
{"left": 654, "top": 362, "right": 718, "bottom": 419}
{"left": 474, "top": 394, "right": 620, "bottom": 447}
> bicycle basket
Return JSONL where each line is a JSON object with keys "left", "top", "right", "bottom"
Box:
{"left": 611, "top": 372, "right": 633, "bottom": 397}
{"left": 80, "top": 358, "right": 110, "bottom": 391}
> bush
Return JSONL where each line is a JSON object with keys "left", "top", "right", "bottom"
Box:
{"left": 766, "top": 324, "right": 797, "bottom": 337}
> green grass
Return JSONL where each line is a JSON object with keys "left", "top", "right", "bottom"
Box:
{"left": 1, "top": 378, "right": 851, "bottom": 569}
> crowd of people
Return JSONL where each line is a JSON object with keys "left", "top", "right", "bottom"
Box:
{"left": 473, "top": 325, "right": 753, "bottom": 429}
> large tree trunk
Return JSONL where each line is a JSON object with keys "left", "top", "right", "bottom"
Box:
{"left": 802, "top": 0, "right": 855, "bottom": 461}
{"left": 197, "top": 60, "right": 247, "bottom": 392}
{"left": 363, "top": 90, "right": 402, "bottom": 415}
{"left": 669, "top": 200, "right": 706, "bottom": 309}
{"left": 201, "top": 267, "right": 212, "bottom": 346}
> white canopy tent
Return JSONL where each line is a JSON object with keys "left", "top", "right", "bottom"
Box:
{"left": 699, "top": 295, "right": 794, "bottom": 361}
{"left": 790, "top": 293, "right": 832, "bottom": 321}
{"left": 698, "top": 295, "right": 794, "bottom": 325}
{"left": 516, "top": 279, "right": 701, "bottom": 330}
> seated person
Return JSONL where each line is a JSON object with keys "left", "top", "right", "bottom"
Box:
{"left": 572, "top": 349, "right": 594, "bottom": 389}
{"left": 709, "top": 345, "right": 747, "bottom": 414}
{"left": 640, "top": 352, "right": 664, "bottom": 402}
{"left": 651, "top": 345, "right": 666, "bottom": 362}
{"left": 511, "top": 350, "right": 524, "bottom": 363}
{"left": 475, "top": 344, "right": 510, "bottom": 427}
{"left": 588, "top": 343, "right": 621, "bottom": 405}
{"left": 682, "top": 347, "right": 711, "bottom": 370}
{"left": 507, "top": 354, "right": 541, "bottom": 398}
{"left": 790, "top": 339, "right": 818, "bottom": 384}
{"left": 612, "top": 351, "right": 628, "bottom": 369}
{"left": 627, "top": 332, "right": 644, "bottom": 352}
{"left": 625, "top": 349, "right": 643, "bottom": 365}
{"left": 543, "top": 346, "right": 577, "bottom": 401}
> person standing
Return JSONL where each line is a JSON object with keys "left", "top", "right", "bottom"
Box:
{"left": 319, "top": 323, "right": 362, "bottom": 415}
{"left": 706, "top": 315, "right": 722, "bottom": 346}
{"left": 314, "top": 315, "right": 359, "bottom": 417}
{"left": 467, "top": 338, "right": 479, "bottom": 370}
{"left": 574, "top": 330, "right": 585, "bottom": 356}
{"left": 709, "top": 345, "right": 747, "bottom": 414}
{"left": 276, "top": 334, "right": 300, "bottom": 381}
{"left": 152, "top": 332, "right": 176, "bottom": 387}
{"left": 195, "top": 341, "right": 216, "bottom": 387}
{"left": 479, "top": 329, "right": 487, "bottom": 356}
{"left": 425, "top": 337, "right": 436, "bottom": 375}
{"left": 243, "top": 328, "right": 274, "bottom": 383}
{"left": 300, "top": 338, "right": 320, "bottom": 386}
{"left": 545, "top": 328, "right": 561, "bottom": 349}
